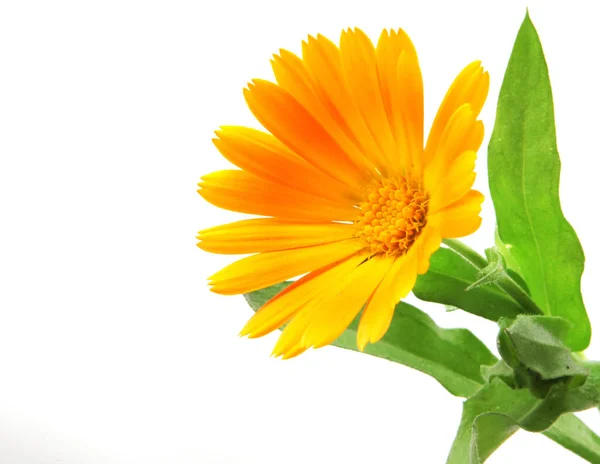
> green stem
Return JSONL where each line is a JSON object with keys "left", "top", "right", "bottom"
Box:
{"left": 442, "top": 238, "right": 488, "bottom": 268}
{"left": 443, "top": 239, "right": 544, "bottom": 316}
{"left": 496, "top": 273, "right": 544, "bottom": 315}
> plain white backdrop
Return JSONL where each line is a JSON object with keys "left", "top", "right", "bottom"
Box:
{"left": 1, "top": 0, "right": 599, "bottom": 462}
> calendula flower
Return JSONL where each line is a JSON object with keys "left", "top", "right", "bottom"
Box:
{"left": 198, "top": 28, "right": 489, "bottom": 358}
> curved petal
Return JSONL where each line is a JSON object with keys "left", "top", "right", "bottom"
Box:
{"left": 429, "top": 190, "right": 484, "bottom": 239}
{"left": 436, "top": 104, "right": 483, "bottom": 158}
{"left": 438, "top": 215, "right": 482, "bottom": 240}
{"left": 425, "top": 61, "right": 489, "bottom": 165}
{"left": 423, "top": 103, "right": 482, "bottom": 180}
{"left": 198, "top": 170, "right": 357, "bottom": 222}
{"left": 209, "top": 239, "right": 364, "bottom": 295}
{"left": 198, "top": 218, "right": 356, "bottom": 254}
{"left": 416, "top": 225, "right": 442, "bottom": 274}
{"left": 428, "top": 151, "right": 477, "bottom": 213}
{"left": 214, "top": 127, "right": 361, "bottom": 203}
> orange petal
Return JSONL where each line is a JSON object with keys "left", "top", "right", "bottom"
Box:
{"left": 243, "top": 79, "right": 369, "bottom": 191}
{"left": 301, "top": 34, "right": 389, "bottom": 175}
{"left": 198, "top": 170, "right": 357, "bottom": 222}
{"left": 214, "top": 126, "right": 360, "bottom": 203}
{"left": 198, "top": 218, "right": 356, "bottom": 254}
{"left": 339, "top": 28, "right": 398, "bottom": 175}
{"left": 271, "top": 49, "right": 379, "bottom": 180}
{"left": 209, "top": 239, "right": 364, "bottom": 295}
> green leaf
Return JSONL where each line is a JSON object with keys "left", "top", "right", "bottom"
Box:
{"left": 583, "top": 362, "right": 600, "bottom": 385}
{"left": 487, "top": 12, "right": 590, "bottom": 350}
{"left": 413, "top": 247, "right": 523, "bottom": 321}
{"left": 245, "top": 282, "right": 496, "bottom": 397}
{"left": 543, "top": 414, "right": 600, "bottom": 463}
{"left": 447, "top": 378, "right": 600, "bottom": 463}
{"left": 495, "top": 229, "right": 528, "bottom": 292}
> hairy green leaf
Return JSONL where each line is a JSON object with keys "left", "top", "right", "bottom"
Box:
{"left": 487, "top": 12, "right": 589, "bottom": 350}
{"left": 244, "top": 282, "right": 496, "bottom": 397}
{"left": 413, "top": 247, "right": 523, "bottom": 321}
{"left": 447, "top": 378, "right": 600, "bottom": 463}
{"left": 503, "top": 316, "right": 588, "bottom": 381}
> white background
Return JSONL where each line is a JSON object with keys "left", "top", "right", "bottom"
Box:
{"left": 1, "top": 0, "right": 599, "bottom": 462}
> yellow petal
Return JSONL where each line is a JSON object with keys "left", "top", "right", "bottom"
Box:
{"left": 241, "top": 253, "right": 367, "bottom": 338}
{"left": 271, "top": 309, "right": 313, "bottom": 358}
{"left": 425, "top": 61, "right": 489, "bottom": 165}
{"left": 356, "top": 249, "right": 418, "bottom": 350}
{"left": 430, "top": 190, "right": 484, "bottom": 239}
{"left": 424, "top": 103, "right": 473, "bottom": 173}
{"left": 279, "top": 343, "right": 309, "bottom": 360}
{"left": 416, "top": 226, "right": 442, "bottom": 274}
{"left": 423, "top": 102, "right": 485, "bottom": 195}
{"left": 198, "top": 218, "right": 356, "bottom": 255}
{"left": 198, "top": 170, "right": 357, "bottom": 222}
{"left": 209, "top": 239, "right": 364, "bottom": 295}
{"left": 273, "top": 255, "right": 392, "bottom": 356}
{"left": 438, "top": 215, "right": 482, "bottom": 240}
{"left": 396, "top": 46, "right": 424, "bottom": 179}
{"left": 428, "top": 151, "right": 477, "bottom": 213}
{"left": 376, "top": 29, "right": 416, "bottom": 177}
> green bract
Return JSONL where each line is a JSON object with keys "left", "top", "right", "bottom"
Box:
{"left": 413, "top": 246, "right": 524, "bottom": 321}
{"left": 242, "top": 11, "right": 597, "bottom": 463}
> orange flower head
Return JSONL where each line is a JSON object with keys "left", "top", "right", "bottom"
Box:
{"left": 198, "top": 28, "right": 489, "bottom": 358}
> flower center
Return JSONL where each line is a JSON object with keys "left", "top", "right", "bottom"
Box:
{"left": 356, "top": 178, "right": 429, "bottom": 257}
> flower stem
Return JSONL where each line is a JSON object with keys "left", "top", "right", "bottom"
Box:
{"left": 442, "top": 238, "right": 544, "bottom": 316}
{"left": 442, "top": 238, "right": 487, "bottom": 268}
